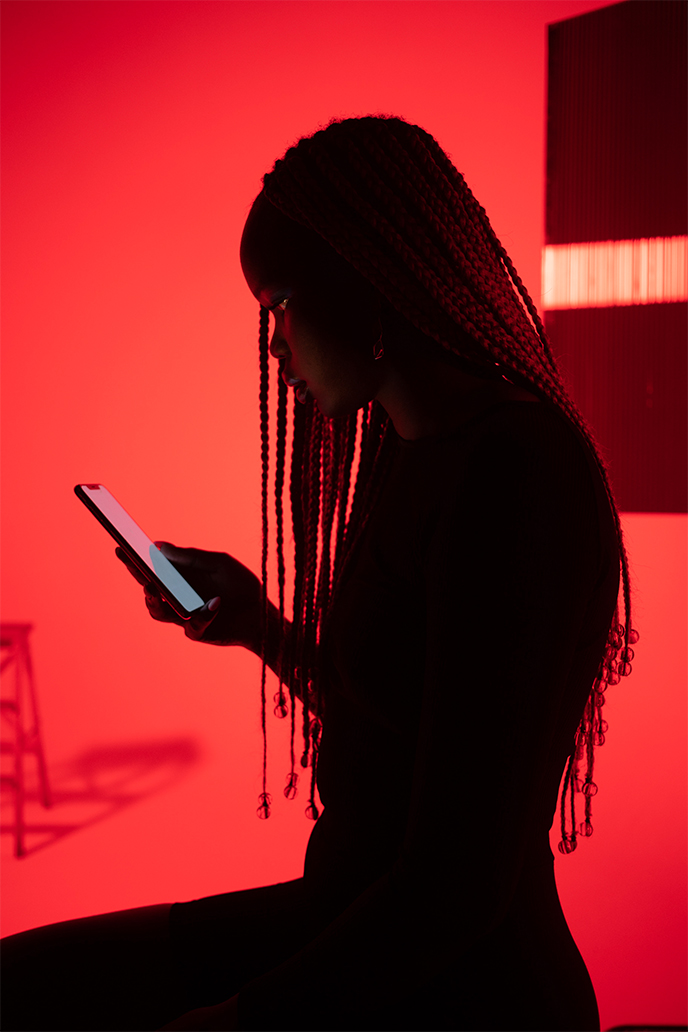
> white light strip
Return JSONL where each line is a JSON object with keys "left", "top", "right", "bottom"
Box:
{"left": 541, "top": 236, "right": 688, "bottom": 309}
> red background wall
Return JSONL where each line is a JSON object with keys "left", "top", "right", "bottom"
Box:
{"left": 1, "top": 2, "right": 686, "bottom": 1028}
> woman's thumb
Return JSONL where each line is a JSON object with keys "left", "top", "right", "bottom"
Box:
{"left": 154, "top": 541, "right": 186, "bottom": 563}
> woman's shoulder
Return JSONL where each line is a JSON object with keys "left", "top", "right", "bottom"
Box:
{"left": 459, "top": 399, "right": 602, "bottom": 504}
{"left": 476, "top": 399, "right": 600, "bottom": 480}
{"left": 395, "top": 394, "right": 615, "bottom": 541}
{"left": 401, "top": 398, "right": 610, "bottom": 539}
{"left": 400, "top": 397, "right": 590, "bottom": 471}
{"left": 470, "top": 397, "right": 587, "bottom": 451}
{"left": 408, "top": 398, "right": 617, "bottom": 583}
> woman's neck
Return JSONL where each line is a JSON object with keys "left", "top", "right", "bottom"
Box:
{"left": 375, "top": 352, "right": 540, "bottom": 441}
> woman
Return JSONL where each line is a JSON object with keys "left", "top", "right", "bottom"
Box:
{"left": 2, "top": 116, "right": 636, "bottom": 1032}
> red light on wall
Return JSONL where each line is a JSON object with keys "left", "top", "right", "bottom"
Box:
{"left": 542, "top": 236, "right": 688, "bottom": 309}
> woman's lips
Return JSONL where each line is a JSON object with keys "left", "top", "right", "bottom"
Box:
{"left": 281, "top": 369, "right": 309, "bottom": 403}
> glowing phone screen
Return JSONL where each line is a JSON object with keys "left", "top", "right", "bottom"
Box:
{"left": 77, "top": 484, "right": 205, "bottom": 613}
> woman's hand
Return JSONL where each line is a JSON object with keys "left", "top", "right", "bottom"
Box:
{"left": 158, "top": 993, "right": 240, "bottom": 1031}
{"left": 115, "top": 543, "right": 263, "bottom": 652}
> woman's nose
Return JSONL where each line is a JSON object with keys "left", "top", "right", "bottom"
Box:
{"left": 269, "top": 329, "right": 289, "bottom": 359}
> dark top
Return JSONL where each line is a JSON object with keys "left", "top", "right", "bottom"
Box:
{"left": 238, "top": 400, "right": 619, "bottom": 1031}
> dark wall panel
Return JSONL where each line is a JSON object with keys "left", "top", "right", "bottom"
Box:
{"left": 547, "top": 0, "right": 687, "bottom": 244}
{"left": 546, "top": 303, "right": 687, "bottom": 513}
{"left": 545, "top": 0, "right": 687, "bottom": 512}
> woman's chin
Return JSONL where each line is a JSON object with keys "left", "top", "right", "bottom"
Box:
{"left": 316, "top": 398, "right": 357, "bottom": 420}
{"left": 314, "top": 391, "right": 374, "bottom": 421}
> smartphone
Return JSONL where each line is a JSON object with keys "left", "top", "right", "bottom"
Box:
{"left": 75, "top": 484, "right": 206, "bottom": 620}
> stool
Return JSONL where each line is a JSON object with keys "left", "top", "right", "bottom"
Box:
{"left": 1, "top": 623, "right": 51, "bottom": 856}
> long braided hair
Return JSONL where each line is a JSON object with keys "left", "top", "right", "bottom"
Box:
{"left": 253, "top": 115, "right": 637, "bottom": 853}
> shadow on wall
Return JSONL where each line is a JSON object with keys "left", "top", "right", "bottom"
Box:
{"left": 1, "top": 737, "right": 201, "bottom": 859}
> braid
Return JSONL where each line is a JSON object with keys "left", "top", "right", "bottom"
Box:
{"left": 283, "top": 394, "right": 307, "bottom": 802}
{"left": 315, "top": 418, "right": 339, "bottom": 622}
{"left": 274, "top": 375, "right": 289, "bottom": 693}
{"left": 332, "top": 411, "right": 359, "bottom": 581}
{"left": 273, "top": 374, "right": 301, "bottom": 802}
{"left": 257, "top": 305, "right": 271, "bottom": 820}
{"left": 326, "top": 406, "right": 396, "bottom": 623}
{"left": 302, "top": 410, "right": 322, "bottom": 677}
{"left": 255, "top": 116, "right": 636, "bottom": 848}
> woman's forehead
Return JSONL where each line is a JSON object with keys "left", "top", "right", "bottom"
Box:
{"left": 242, "top": 195, "right": 314, "bottom": 265}
{"left": 240, "top": 193, "right": 361, "bottom": 300}
{"left": 241, "top": 195, "right": 317, "bottom": 294}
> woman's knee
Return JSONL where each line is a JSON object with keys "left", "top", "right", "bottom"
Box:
{"left": 1, "top": 903, "right": 181, "bottom": 1032}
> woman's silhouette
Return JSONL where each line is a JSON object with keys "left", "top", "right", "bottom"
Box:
{"left": 1, "top": 116, "right": 637, "bottom": 1032}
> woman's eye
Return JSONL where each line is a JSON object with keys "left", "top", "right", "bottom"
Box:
{"left": 275, "top": 298, "right": 289, "bottom": 311}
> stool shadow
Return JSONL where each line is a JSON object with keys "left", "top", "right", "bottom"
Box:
{"left": 0, "top": 737, "right": 201, "bottom": 858}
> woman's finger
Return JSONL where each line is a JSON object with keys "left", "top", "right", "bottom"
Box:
{"left": 155, "top": 541, "right": 224, "bottom": 574}
{"left": 115, "top": 547, "right": 150, "bottom": 587}
{"left": 144, "top": 585, "right": 183, "bottom": 624}
{"left": 184, "top": 597, "right": 221, "bottom": 641}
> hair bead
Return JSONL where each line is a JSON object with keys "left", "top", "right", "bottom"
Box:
{"left": 256, "top": 792, "right": 272, "bottom": 819}
{"left": 273, "top": 691, "right": 289, "bottom": 719}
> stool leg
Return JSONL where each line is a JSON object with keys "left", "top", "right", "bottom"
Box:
{"left": 22, "top": 637, "right": 51, "bottom": 809}
{"left": 2, "top": 625, "right": 52, "bottom": 856}
{"left": 15, "top": 720, "right": 24, "bottom": 857}
{"left": 13, "top": 665, "right": 25, "bottom": 857}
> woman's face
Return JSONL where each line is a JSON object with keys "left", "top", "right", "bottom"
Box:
{"left": 240, "top": 193, "right": 384, "bottom": 418}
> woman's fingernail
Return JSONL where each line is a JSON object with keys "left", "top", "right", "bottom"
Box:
{"left": 208, "top": 597, "right": 221, "bottom": 612}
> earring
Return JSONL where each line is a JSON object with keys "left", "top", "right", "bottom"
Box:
{"left": 373, "top": 332, "right": 384, "bottom": 361}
